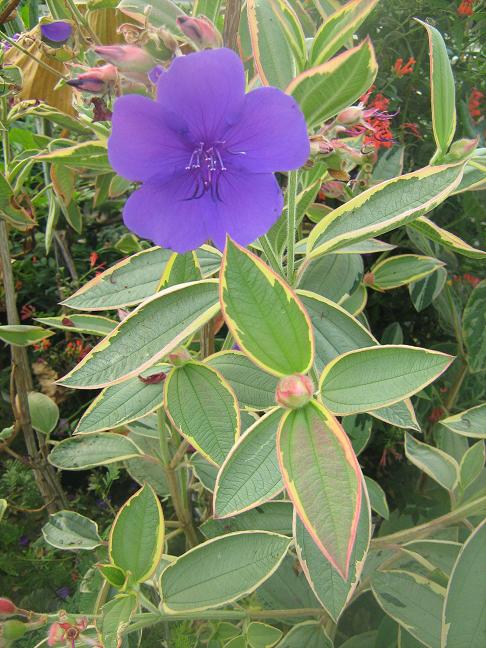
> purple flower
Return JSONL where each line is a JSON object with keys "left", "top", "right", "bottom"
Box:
{"left": 148, "top": 64, "right": 164, "bottom": 85}
{"left": 108, "top": 48, "right": 309, "bottom": 252}
{"left": 40, "top": 21, "right": 73, "bottom": 43}
{"left": 55, "top": 586, "right": 71, "bottom": 601}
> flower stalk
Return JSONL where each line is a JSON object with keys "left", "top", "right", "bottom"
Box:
{"left": 286, "top": 170, "right": 298, "bottom": 284}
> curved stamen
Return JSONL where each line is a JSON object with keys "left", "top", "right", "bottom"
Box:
{"left": 184, "top": 141, "right": 231, "bottom": 202}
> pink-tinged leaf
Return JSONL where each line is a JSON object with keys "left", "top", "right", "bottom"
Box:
{"left": 277, "top": 400, "right": 362, "bottom": 579}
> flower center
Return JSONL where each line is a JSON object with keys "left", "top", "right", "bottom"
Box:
{"left": 185, "top": 141, "right": 227, "bottom": 201}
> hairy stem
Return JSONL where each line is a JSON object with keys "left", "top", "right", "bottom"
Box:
{"left": 286, "top": 170, "right": 298, "bottom": 284}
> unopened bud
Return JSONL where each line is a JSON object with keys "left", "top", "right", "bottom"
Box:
{"left": 167, "top": 347, "right": 191, "bottom": 366}
{"left": 276, "top": 375, "right": 314, "bottom": 409}
{"left": 2, "top": 619, "right": 27, "bottom": 640}
{"left": 94, "top": 45, "right": 154, "bottom": 73}
{"left": 0, "top": 598, "right": 16, "bottom": 615}
{"left": 67, "top": 64, "right": 117, "bottom": 94}
{"left": 363, "top": 272, "right": 375, "bottom": 286}
{"left": 446, "top": 138, "right": 478, "bottom": 161}
{"left": 47, "top": 622, "right": 64, "bottom": 646}
{"left": 176, "top": 16, "right": 222, "bottom": 49}
{"left": 336, "top": 106, "right": 364, "bottom": 126}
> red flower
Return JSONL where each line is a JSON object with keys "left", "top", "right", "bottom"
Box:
{"left": 89, "top": 251, "right": 99, "bottom": 268}
{"left": 394, "top": 56, "right": 415, "bottom": 77}
{"left": 428, "top": 407, "right": 445, "bottom": 423}
{"left": 20, "top": 304, "right": 36, "bottom": 321}
{"left": 463, "top": 273, "right": 481, "bottom": 288}
{"left": 457, "top": 0, "right": 474, "bottom": 16}
{"left": 468, "top": 88, "right": 484, "bottom": 120}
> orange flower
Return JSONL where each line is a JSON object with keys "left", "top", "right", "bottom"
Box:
{"left": 394, "top": 56, "right": 415, "bottom": 77}
{"left": 457, "top": 0, "right": 474, "bottom": 16}
{"left": 89, "top": 251, "right": 99, "bottom": 268}
{"left": 468, "top": 88, "right": 484, "bottom": 120}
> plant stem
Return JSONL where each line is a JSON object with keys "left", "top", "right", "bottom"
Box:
{"left": 444, "top": 359, "right": 468, "bottom": 414}
{"left": 157, "top": 409, "right": 198, "bottom": 548}
{"left": 223, "top": 0, "right": 242, "bottom": 51}
{"left": 1, "top": 35, "right": 68, "bottom": 80}
{"left": 286, "top": 170, "right": 298, "bottom": 284}
{"left": 259, "top": 234, "right": 284, "bottom": 275}
{"left": 63, "top": 0, "right": 101, "bottom": 45}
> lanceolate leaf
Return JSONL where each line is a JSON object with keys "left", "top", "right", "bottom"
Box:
{"left": 294, "top": 489, "right": 371, "bottom": 621}
{"left": 287, "top": 39, "right": 377, "bottom": 129}
{"left": 307, "top": 164, "right": 464, "bottom": 257}
{"left": 408, "top": 217, "right": 486, "bottom": 260}
{"left": 49, "top": 432, "right": 142, "bottom": 470}
{"left": 369, "top": 255, "right": 444, "bottom": 291}
{"left": 109, "top": 484, "right": 164, "bottom": 583}
{"left": 160, "top": 531, "right": 291, "bottom": 612}
{"left": 418, "top": 20, "right": 456, "bottom": 155}
{"left": 370, "top": 399, "right": 421, "bottom": 431}
{"left": 213, "top": 409, "right": 283, "bottom": 518}
{"left": 405, "top": 433, "right": 459, "bottom": 492}
{"left": 42, "top": 511, "right": 102, "bottom": 551}
{"left": 310, "top": 0, "right": 379, "bottom": 65}
{"left": 0, "top": 324, "right": 53, "bottom": 347}
{"left": 59, "top": 280, "right": 220, "bottom": 389}
{"left": 35, "top": 314, "right": 116, "bottom": 336}
{"left": 442, "top": 519, "right": 486, "bottom": 647}
{"left": 319, "top": 345, "right": 454, "bottom": 415}
{"left": 441, "top": 402, "right": 486, "bottom": 439}
{"left": 277, "top": 400, "right": 362, "bottom": 579}
{"left": 164, "top": 362, "right": 239, "bottom": 466}
{"left": 462, "top": 280, "right": 486, "bottom": 373}
{"left": 221, "top": 238, "right": 313, "bottom": 377}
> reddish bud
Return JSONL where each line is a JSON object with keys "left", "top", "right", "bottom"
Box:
{"left": 2, "top": 619, "right": 27, "bottom": 640}
{"left": 61, "top": 317, "right": 75, "bottom": 327}
{"left": 176, "top": 16, "right": 222, "bottom": 49}
{"left": 275, "top": 375, "right": 314, "bottom": 409}
{"left": 446, "top": 138, "right": 478, "bottom": 161}
{"left": 336, "top": 106, "right": 364, "bottom": 126}
{"left": 363, "top": 272, "right": 375, "bottom": 286}
{"left": 167, "top": 347, "right": 192, "bottom": 366}
{"left": 94, "top": 45, "right": 154, "bottom": 73}
{"left": 47, "top": 622, "right": 65, "bottom": 646}
{"left": 0, "top": 598, "right": 16, "bottom": 615}
{"left": 138, "top": 371, "right": 167, "bottom": 384}
{"left": 67, "top": 64, "right": 117, "bottom": 94}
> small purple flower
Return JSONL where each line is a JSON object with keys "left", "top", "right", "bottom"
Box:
{"left": 108, "top": 48, "right": 309, "bottom": 252}
{"left": 19, "top": 535, "right": 30, "bottom": 547}
{"left": 40, "top": 21, "right": 73, "bottom": 44}
{"left": 55, "top": 586, "right": 71, "bottom": 601}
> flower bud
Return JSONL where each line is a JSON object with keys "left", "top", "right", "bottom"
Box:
{"left": 363, "top": 272, "right": 375, "bottom": 286}
{"left": 67, "top": 64, "right": 117, "bottom": 94}
{"left": 445, "top": 137, "right": 478, "bottom": 161}
{"left": 336, "top": 106, "right": 364, "bottom": 126}
{"left": 275, "top": 375, "right": 314, "bottom": 409}
{"left": 176, "top": 16, "right": 222, "bottom": 49}
{"left": 2, "top": 619, "right": 27, "bottom": 640}
{"left": 40, "top": 21, "right": 73, "bottom": 45}
{"left": 94, "top": 45, "right": 154, "bottom": 73}
{"left": 0, "top": 598, "right": 16, "bottom": 615}
{"left": 167, "top": 347, "right": 192, "bottom": 366}
{"left": 47, "top": 622, "right": 64, "bottom": 646}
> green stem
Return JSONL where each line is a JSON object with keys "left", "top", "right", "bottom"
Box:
{"left": 1, "top": 35, "right": 68, "bottom": 80}
{"left": 259, "top": 234, "right": 284, "bottom": 275}
{"left": 286, "top": 170, "right": 298, "bottom": 284}
{"left": 138, "top": 592, "right": 160, "bottom": 615}
{"left": 444, "top": 359, "right": 468, "bottom": 414}
{"left": 63, "top": 0, "right": 101, "bottom": 45}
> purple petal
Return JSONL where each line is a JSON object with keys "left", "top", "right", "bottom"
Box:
{"left": 148, "top": 64, "right": 164, "bottom": 84}
{"left": 108, "top": 95, "right": 190, "bottom": 182}
{"left": 224, "top": 87, "right": 309, "bottom": 173}
{"left": 40, "top": 21, "right": 73, "bottom": 43}
{"left": 209, "top": 171, "right": 283, "bottom": 249}
{"left": 122, "top": 174, "right": 211, "bottom": 252}
{"left": 156, "top": 48, "right": 245, "bottom": 142}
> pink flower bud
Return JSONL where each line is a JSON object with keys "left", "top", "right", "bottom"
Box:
{"left": 94, "top": 45, "right": 154, "bottom": 73}
{"left": 67, "top": 64, "right": 117, "bottom": 94}
{"left": 446, "top": 137, "right": 478, "bottom": 161}
{"left": 2, "top": 619, "right": 27, "bottom": 640}
{"left": 176, "top": 16, "right": 222, "bottom": 49}
{"left": 0, "top": 598, "right": 16, "bottom": 615}
{"left": 47, "top": 622, "right": 65, "bottom": 646}
{"left": 336, "top": 106, "right": 364, "bottom": 126}
{"left": 275, "top": 375, "right": 314, "bottom": 409}
{"left": 167, "top": 347, "right": 192, "bottom": 366}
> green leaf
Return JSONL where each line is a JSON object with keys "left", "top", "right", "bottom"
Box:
{"left": 441, "top": 403, "right": 486, "bottom": 439}
{"left": 409, "top": 267, "right": 447, "bottom": 313}
{"left": 371, "top": 570, "right": 445, "bottom": 648}
{"left": 298, "top": 290, "right": 376, "bottom": 375}
{"left": 417, "top": 20, "right": 456, "bottom": 155}
{"left": 307, "top": 164, "right": 464, "bottom": 257}
{"left": 98, "top": 594, "right": 138, "bottom": 648}
{"left": 287, "top": 39, "right": 377, "bottom": 129}
{"left": 459, "top": 441, "right": 485, "bottom": 491}
{"left": 0, "top": 325, "right": 53, "bottom": 347}
{"left": 221, "top": 238, "right": 313, "bottom": 377}
{"left": 27, "top": 391, "right": 59, "bottom": 435}
{"left": 278, "top": 400, "right": 362, "bottom": 579}
{"left": 190, "top": 453, "right": 219, "bottom": 492}
{"left": 295, "top": 491, "right": 371, "bottom": 621}
{"left": 109, "top": 485, "right": 164, "bottom": 583}
{"left": 364, "top": 476, "right": 389, "bottom": 519}
{"left": 369, "top": 255, "right": 444, "bottom": 291}
{"left": 118, "top": 0, "right": 186, "bottom": 31}
{"left": 76, "top": 365, "right": 169, "bottom": 434}
{"left": 201, "top": 501, "right": 293, "bottom": 539}
{"left": 310, "top": 0, "right": 379, "bottom": 64}
{"left": 36, "top": 141, "right": 111, "bottom": 171}
{"left": 343, "top": 414, "right": 372, "bottom": 455}
{"left": 277, "top": 621, "right": 333, "bottom": 648}
{"left": 405, "top": 433, "right": 459, "bottom": 491}
{"left": 214, "top": 409, "right": 283, "bottom": 518}
{"left": 319, "top": 345, "right": 453, "bottom": 415}
{"left": 247, "top": 622, "right": 282, "bottom": 648}
{"left": 463, "top": 279, "right": 486, "bottom": 373}
{"left": 370, "top": 399, "right": 421, "bottom": 431}
{"left": 297, "top": 253, "right": 363, "bottom": 302}
{"left": 408, "top": 217, "right": 486, "bottom": 260}
{"left": 205, "top": 351, "right": 279, "bottom": 410}
{"left": 247, "top": 0, "right": 303, "bottom": 89}
{"left": 42, "top": 511, "right": 102, "bottom": 550}
{"left": 35, "top": 314, "right": 116, "bottom": 336}
{"left": 404, "top": 540, "right": 461, "bottom": 576}
{"left": 372, "top": 146, "right": 405, "bottom": 183}
{"left": 442, "top": 519, "right": 486, "bottom": 647}
{"left": 160, "top": 531, "right": 291, "bottom": 612}
{"left": 165, "top": 362, "right": 239, "bottom": 466}
{"left": 62, "top": 247, "right": 172, "bottom": 311}
{"left": 97, "top": 564, "right": 128, "bottom": 589}
{"left": 59, "top": 280, "right": 219, "bottom": 389}
{"left": 159, "top": 251, "right": 201, "bottom": 289}
{"left": 49, "top": 432, "right": 142, "bottom": 470}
